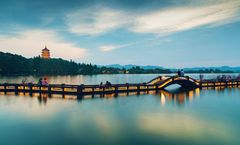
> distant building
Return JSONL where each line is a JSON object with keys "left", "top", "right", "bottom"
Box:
{"left": 41, "top": 46, "right": 50, "bottom": 59}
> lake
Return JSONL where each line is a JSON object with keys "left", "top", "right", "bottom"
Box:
{"left": 0, "top": 74, "right": 240, "bottom": 145}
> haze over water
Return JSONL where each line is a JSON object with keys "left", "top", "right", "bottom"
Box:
{"left": 0, "top": 74, "right": 240, "bottom": 145}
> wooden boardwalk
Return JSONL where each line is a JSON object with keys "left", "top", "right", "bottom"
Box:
{"left": 0, "top": 76, "right": 239, "bottom": 99}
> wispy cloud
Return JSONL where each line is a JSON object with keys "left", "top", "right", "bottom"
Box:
{"left": 99, "top": 36, "right": 172, "bottom": 53}
{"left": 132, "top": 0, "right": 240, "bottom": 34}
{"left": 65, "top": 6, "right": 129, "bottom": 35}
{"left": 99, "top": 45, "right": 125, "bottom": 52}
{"left": 0, "top": 30, "right": 87, "bottom": 60}
{"left": 65, "top": 0, "right": 240, "bottom": 36}
{"left": 99, "top": 37, "right": 173, "bottom": 52}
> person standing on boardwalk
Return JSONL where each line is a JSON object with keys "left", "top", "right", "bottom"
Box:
{"left": 180, "top": 69, "right": 184, "bottom": 77}
{"left": 177, "top": 70, "right": 181, "bottom": 77}
{"left": 105, "top": 81, "right": 112, "bottom": 89}
{"left": 99, "top": 82, "right": 103, "bottom": 89}
{"left": 237, "top": 74, "right": 240, "bottom": 80}
{"left": 38, "top": 78, "right": 42, "bottom": 85}
{"left": 42, "top": 77, "right": 49, "bottom": 86}
{"left": 200, "top": 74, "right": 204, "bottom": 81}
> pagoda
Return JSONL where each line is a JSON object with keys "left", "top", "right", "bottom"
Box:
{"left": 41, "top": 46, "right": 50, "bottom": 59}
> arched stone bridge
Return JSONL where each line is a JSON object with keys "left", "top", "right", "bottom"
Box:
{"left": 147, "top": 76, "right": 200, "bottom": 89}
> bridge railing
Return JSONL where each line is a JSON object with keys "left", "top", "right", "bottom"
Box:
{"left": 147, "top": 76, "right": 162, "bottom": 85}
{"left": 0, "top": 82, "right": 161, "bottom": 95}
{"left": 147, "top": 75, "right": 173, "bottom": 85}
{"left": 153, "top": 76, "right": 201, "bottom": 88}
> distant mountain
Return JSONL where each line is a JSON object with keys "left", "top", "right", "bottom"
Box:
{"left": 104, "top": 64, "right": 163, "bottom": 69}
{"left": 104, "top": 64, "right": 240, "bottom": 73}
{"left": 183, "top": 66, "right": 240, "bottom": 73}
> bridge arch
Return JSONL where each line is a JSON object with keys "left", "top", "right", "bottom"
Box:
{"left": 148, "top": 76, "right": 200, "bottom": 89}
{"left": 161, "top": 79, "right": 199, "bottom": 89}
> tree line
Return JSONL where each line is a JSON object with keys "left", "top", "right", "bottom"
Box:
{"left": 0, "top": 52, "right": 172, "bottom": 75}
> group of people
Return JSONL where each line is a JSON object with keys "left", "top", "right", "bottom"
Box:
{"left": 237, "top": 74, "right": 240, "bottom": 80}
{"left": 38, "top": 77, "right": 49, "bottom": 86}
{"left": 216, "top": 74, "right": 240, "bottom": 81}
{"left": 21, "top": 77, "right": 49, "bottom": 86}
{"left": 176, "top": 70, "right": 240, "bottom": 82}
{"left": 177, "top": 69, "right": 185, "bottom": 77}
{"left": 199, "top": 74, "right": 240, "bottom": 82}
{"left": 21, "top": 78, "right": 34, "bottom": 85}
{"left": 99, "top": 81, "right": 112, "bottom": 88}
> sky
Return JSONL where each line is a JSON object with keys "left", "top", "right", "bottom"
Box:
{"left": 0, "top": 0, "right": 240, "bottom": 68}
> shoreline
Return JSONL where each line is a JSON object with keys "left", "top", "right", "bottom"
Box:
{"left": 0, "top": 72, "right": 238, "bottom": 77}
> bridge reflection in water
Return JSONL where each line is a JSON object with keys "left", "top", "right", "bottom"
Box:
{"left": 0, "top": 87, "right": 202, "bottom": 105}
{"left": 157, "top": 88, "right": 200, "bottom": 105}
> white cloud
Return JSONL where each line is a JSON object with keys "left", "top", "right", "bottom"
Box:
{"left": 65, "top": 0, "right": 240, "bottom": 35}
{"left": 133, "top": 1, "right": 240, "bottom": 34}
{"left": 99, "top": 37, "right": 173, "bottom": 52}
{"left": 0, "top": 30, "right": 87, "bottom": 60}
{"left": 65, "top": 7, "right": 129, "bottom": 35}
{"left": 99, "top": 45, "right": 123, "bottom": 52}
{"left": 98, "top": 43, "right": 134, "bottom": 52}
{"left": 98, "top": 40, "right": 150, "bottom": 52}
{"left": 132, "top": 0, "right": 240, "bottom": 34}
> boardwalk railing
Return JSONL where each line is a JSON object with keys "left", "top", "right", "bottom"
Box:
{"left": 0, "top": 83, "right": 161, "bottom": 99}
{"left": 199, "top": 80, "right": 240, "bottom": 88}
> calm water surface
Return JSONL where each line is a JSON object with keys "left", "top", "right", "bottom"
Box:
{"left": 0, "top": 74, "right": 240, "bottom": 145}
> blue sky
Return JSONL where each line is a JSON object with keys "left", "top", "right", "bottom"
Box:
{"left": 0, "top": 0, "right": 240, "bottom": 68}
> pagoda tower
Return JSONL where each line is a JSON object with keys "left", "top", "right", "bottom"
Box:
{"left": 41, "top": 46, "right": 50, "bottom": 59}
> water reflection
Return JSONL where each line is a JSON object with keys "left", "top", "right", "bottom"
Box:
{"left": 157, "top": 88, "right": 201, "bottom": 105}
{"left": 0, "top": 88, "right": 202, "bottom": 106}
{"left": 37, "top": 94, "right": 48, "bottom": 105}
{"left": 0, "top": 86, "right": 240, "bottom": 145}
